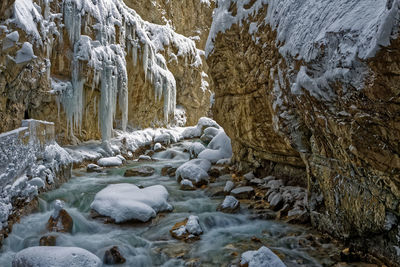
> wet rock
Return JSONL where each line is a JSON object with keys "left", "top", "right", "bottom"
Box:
{"left": 161, "top": 165, "right": 177, "bottom": 177}
{"left": 249, "top": 178, "right": 265, "bottom": 186}
{"left": 170, "top": 216, "right": 203, "bottom": 242}
{"left": 217, "top": 196, "right": 240, "bottom": 213}
{"left": 180, "top": 179, "right": 196, "bottom": 191}
{"left": 39, "top": 235, "right": 57, "bottom": 246}
{"left": 87, "top": 164, "right": 103, "bottom": 173}
{"left": 230, "top": 186, "right": 255, "bottom": 199}
{"left": 124, "top": 166, "right": 155, "bottom": 177}
{"left": 103, "top": 246, "right": 126, "bottom": 265}
{"left": 240, "top": 246, "right": 285, "bottom": 267}
{"left": 286, "top": 208, "right": 310, "bottom": 224}
{"left": 153, "top": 142, "right": 164, "bottom": 152}
{"left": 244, "top": 171, "right": 255, "bottom": 182}
{"left": 138, "top": 155, "right": 152, "bottom": 162}
{"left": 208, "top": 166, "right": 230, "bottom": 178}
{"left": 185, "top": 258, "right": 201, "bottom": 267}
{"left": 224, "top": 181, "right": 235, "bottom": 194}
{"left": 266, "top": 180, "right": 284, "bottom": 190}
{"left": 269, "top": 192, "right": 283, "bottom": 211}
{"left": 47, "top": 200, "right": 73, "bottom": 233}
{"left": 146, "top": 150, "right": 155, "bottom": 157}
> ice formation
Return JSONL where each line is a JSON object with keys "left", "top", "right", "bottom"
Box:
{"left": 9, "top": 0, "right": 204, "bottom": 141}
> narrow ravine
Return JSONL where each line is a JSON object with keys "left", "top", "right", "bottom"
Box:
{"left": 0, "top": 141, "right": 343, "bottom": 266}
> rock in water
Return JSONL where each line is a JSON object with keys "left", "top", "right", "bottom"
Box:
{"left": 124, "top": 166, "right": 155, "bottom": 177}
{"left": 240, "top": 246, "right": 285, "bottom": 267}
{"left": 103, "top": 246, "right": 126, "bottom": 264}
{"left": 39, "top": 235, "right": 57, "bottom": 246}
{"left": 12, "top": 246, "right": 102, "bottom": 267}
{"left": 217, "top": 196, "right": 240, "bottom": 213}
{"left": 90, "top": 183, "right": 172, "bottom": 223}
{"left": 170, "top": 215, "right": 203, "bottom": 242}
{"left": 47, "top": 200, "right": 73, "bottom": 233}
{"left": 138, "top": 155, "right": 152, "bottom": 162}
{"left": 87, "top": 163, "right": 103, "bottom": 173}
{"left": 230, "top": 186, "right": 255, "bottom": 199}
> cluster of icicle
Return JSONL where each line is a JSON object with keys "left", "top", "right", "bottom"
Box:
{"left": 55, "top": 0, "right": 178, "bottom": 141}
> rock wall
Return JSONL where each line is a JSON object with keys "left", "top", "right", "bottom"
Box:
{"left": 206, "top": 0, "right": 400, "bottom": 265}
{"left": 0, "top": 0, "right": 212, "bottom": 144}
{"left": 123, "top": 0, "right": 214, "bottom": 50}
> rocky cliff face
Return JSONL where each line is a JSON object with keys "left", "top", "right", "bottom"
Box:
{"left": 207, "top": 0, "right": 400, "bottom": 264}
{"left": 123, "top": 0, "right": 214, "bottom": 50}
{"left": 0, "top": 0, "right": 212, "bottom": 144}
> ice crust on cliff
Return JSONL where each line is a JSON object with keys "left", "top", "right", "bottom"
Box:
{"left": 206, "top": 0, "right": 400, "bottom": 101}
{"left": 10, "top": 0, "right": 204, "bottom": 141}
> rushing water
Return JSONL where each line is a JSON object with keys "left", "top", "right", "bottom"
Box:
{"left": 0, "top": 141, "right": 341, "bottom": 266}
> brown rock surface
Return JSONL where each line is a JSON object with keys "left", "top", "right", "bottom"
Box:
{"left": 47, "top": 209, "right": 73, "bottom": 233}
{"left": 207, "top": 1, "right": 400, "bottom": 265}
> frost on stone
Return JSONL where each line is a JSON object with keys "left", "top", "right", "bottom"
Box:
{"left": 90, "top": 183, "right": 173, "bottom": 223}
{"left": 97, "top": 156, "right": 124, "bottom": 167}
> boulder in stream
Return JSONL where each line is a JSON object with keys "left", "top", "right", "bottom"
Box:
{"left": 47, "top": 200, "right": 73, "bottom": 233}
{"left": 90, "top": 183, "right": 173, "bottom": 223}
{"left": 217, "top": 196, "right": 240, "bottom": 213}
{"left": 138, "top": 155, "right": 152, "bottom": 162}
{"left": 161, "top": 165, "right": 177, "bottom": 177}
{"left": 170, "top": 215, "right": 203, "bottom": 242}
{"left": 12, "top": 246, "right": 102, "bottom": 267}
{"left": 240, "top": 246, "right": 285, "bottom": 267}
{"left": 87, "top": 163, "right": 103, "bottom": 173}
{"left": 97, "top": 156, "right": 125, "bottom": 167}
{"left": 176, "top": 159, "right": 211, "bottom": 187}
{"left": 103, "top": 246, "right": 126, "bottom": 265}
{"left": 124, "top": 166, "right": 155, "bottom": 177}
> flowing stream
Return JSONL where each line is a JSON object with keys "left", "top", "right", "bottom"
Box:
{"left": 0, "top": 141, "right": 342, "bottom": 266}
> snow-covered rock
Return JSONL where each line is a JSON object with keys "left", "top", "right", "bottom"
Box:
{"left": 154, "top": 134, "right": 171, "bottom": 146}
{"left": 14, "top": 42, "right": 36, "bottom": 64}
{"left": 180, "top": 179, "right": 195, "bottom": 191}
{"left": 176, "top": 159, "right": 211, "bottom": 186}
{"left": 217, "top": 196, "right": 240, "bottom": 213}
{"left": 240, "top": 246, "right": 286, "bottom": 267}
{"left": 153, "top": 142, "right": 163, "bottom": 152}
{"left": 224, "top": 181, "right": 235, "bottom": 193}
{"left": 97, "top": 156, "right": 123, "bottom": 167}
{"left": 138, "top": 155, "right": 152, "bottom": 162}
{"left": 86, "top": 163, "right": 103, "bottom": 173}
{"left": 182, "top": 117, "right": 220, "bottom": 139}
{"left": 170, "top": 215, "right": 203, "bottom": 241}
{"left": 12, "top": 246, "right": 102, "bottom": 267}
{"left": 198, "top": 131, "right": 232, "bottom": 163}
{"left": 189, "top": 142, "right": 206, "bottom": 159}
{"left": 90, "top": 183, "right": 172, "bottom": 223}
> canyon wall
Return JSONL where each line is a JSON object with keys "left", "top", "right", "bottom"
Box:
{"left": 0, "top": 0, "right": 213, "bottom": 144}
{"left": 206, "top": 0, "right": 400, "bottom": 265}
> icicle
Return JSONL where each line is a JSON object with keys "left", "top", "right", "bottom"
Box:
{"left": 143, "top": 43, "right": 148, "bottom": 80}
